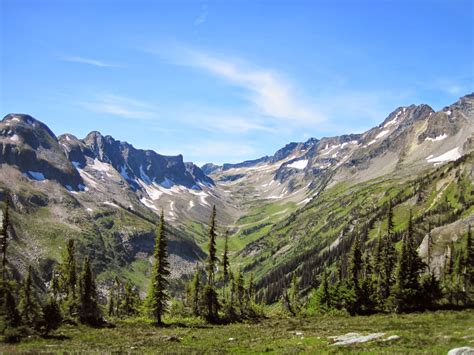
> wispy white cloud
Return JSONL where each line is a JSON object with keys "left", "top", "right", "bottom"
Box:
{"left": 180, "top": 112, "right": 276, "bottom": 134}
{"left": 61, "top": 56, "right": 118, "bottom": 68}
{"left": 80, "top": 94, "right": 157, "bottom": 120}
{"left": 194, "top": 4, "right": 208, "bottom": 26}
{"left": 168, "top": 47, "right": 324, "bottom": 124}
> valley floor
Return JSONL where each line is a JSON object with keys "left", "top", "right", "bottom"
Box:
{"left": 2, "top": 310, "right": 473, "bottom": 353}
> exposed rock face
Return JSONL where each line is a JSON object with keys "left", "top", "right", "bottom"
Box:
{"left": 60, "top": 131, "right": 213, "bottom": 190}
{"left": 0, "top": 114, "right": 84, "bottom": 189}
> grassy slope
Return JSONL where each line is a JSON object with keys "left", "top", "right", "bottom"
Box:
{"left": 230, "top": 154, "right": 474, "bottom": 292}
{"left": 3, "top": 310, "right": 473, "bottom": 353}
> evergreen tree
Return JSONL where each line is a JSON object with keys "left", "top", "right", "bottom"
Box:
{"left": 107, "top": 296, "right": 115, "bottom": 318}
{"left": 60, "top": 239, "right": 78, "bottom": 319}
{"left": 288, "top": 274, "right": 300, "bottom": 316}
{"left": 442, "top": 242, "right": 456, "bottom": 304}
{"left": 204, "top": 206, "right": 219, "bottom": 322}
{"left": 373, "top": 235, "right": 383, "bottom": 272}
{"left": 18, "top": 266, "right": 42, "bottom": 331}
{"left": 187, "top": 269, "right": 201, "bottom": 317}
{"left": 225, "top": 270, "right": 237, "bottom": 319}
{"left": 41, "top": 297, "right": 62, "bottom": 336}
{"left": 120, "top": 282, "right": 140, "bottom": 317}
{"left": 387, "top": 200, "right": 395, "bottom": 236}
{"left": 63, "top": 239, "right": 77, "bottom": 297}
{"left": 0, "top": 281, "right": 20, "bottom": 334}
{"left": 347, "top": 235, "right": 363, "bottom": 314}
{"left": 146, "top": 211, "right": 170, "bottom": 325}
{"left": 222, "top": 230, "right": 230, "bottom": 299}
{"left": 0, "top": 195, "right": 11, "bottom": 278}
{"left": 315, "top": 270, "right": 332, "bottom": 311}
{"left": 427, "top": 223, "right": 433, "bottom": 275}
{"left": 0, "top": 194, "right": 20, "bottom": 334}
{"left": 393, "top": 211, "right": 425, "bottom": 312}
{"left": 50, "top": 267, "right": 60, "bottom": 301}
{"left": 462, "top": 225, "right": 473, "bottom": 304}
{"left": 247, "top": 273, "right": 255, "bottom": 305}
{"left": 377, "top": 201, "right": 396, "bottom": 306}
{"left": 360, "top": 251, "right": 377, "bottom": 314}
{"left": 236, "top": 269, "right": 245, "bottom": 316}
{"left": 452, "top": 247, "right": 465, "bottom": 305}
{"left": 78, "top": 258, "right": 102, "bottom": 326}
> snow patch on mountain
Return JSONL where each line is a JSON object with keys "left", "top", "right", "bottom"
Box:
{"left": 425, "top": 134, "right": 448, "bottom": 142}
{"left": 103, "top": 201, "right": 119, "bottom": 208}
{"left": 140, "top": 198, "right": 159, "bottom": 212}
{"left": 9, "top": 134, "right": 19, "bottom": 142}
{"left": 426, "top": 148, "right": 461, "bottom": 163}
{"left": 287, "top": 159, "right": 308, "bottom": 170}
{"left": 91, "top": 159, "right": 112, "bottom": 173}
{"left": 376, "top": 130, "right": 389, "bottom": 139}
{"left": 139, "top": 165, "right": 152, "bottom": 184}
{"left": 119, "top": 165, "right": 130, "bottom": 180}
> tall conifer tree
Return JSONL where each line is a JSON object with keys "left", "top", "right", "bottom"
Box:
{"left": 78, "top": 258, "right": 102, "bottom": 326}
{"left": 18, "top": 266, "right": 42, "bottom": 331}
{"left": 0, "top": 194, "right": 20, "bottom": 334}
{"left": 222, "top": 230, "right": 230, "bottom": 298}
{"left": 204, "top": 206, "right": 219, "bottom": 321}
{"left": 394, "top": 211, "right": 424, "bottom": 312}
{"left": 147, "top": 211, "right": 170, "bottom": 325}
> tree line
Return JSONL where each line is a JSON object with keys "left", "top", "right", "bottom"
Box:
{"left": 0, "top": 190, "right": 472, "bottom": 343}
{"left": 0, "top": 196, "right": 261, "bottom": 343}
{"left": 285, "top": 202, "right": 473, "bottom": 317}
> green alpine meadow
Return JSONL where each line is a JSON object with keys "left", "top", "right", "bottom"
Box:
{"left": 1, "top": 0, "right": 473, "bottom": 353}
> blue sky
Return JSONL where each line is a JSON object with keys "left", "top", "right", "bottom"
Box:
{"left": 1, "top": 0, "right": 472, "bottom": 165}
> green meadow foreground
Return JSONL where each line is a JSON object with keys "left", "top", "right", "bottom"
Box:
{"left": 2, "top": 310, "right": 473, "bottom": 353}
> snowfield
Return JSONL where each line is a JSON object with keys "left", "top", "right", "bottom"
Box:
{"left": 426, "top": 148, "right": 461, "bottom": 163}
{"left": 287, "top": 159, "right": 308, "bottom": 170}
{"left": 425, "top": 134, "right": 448, "bottom": 142}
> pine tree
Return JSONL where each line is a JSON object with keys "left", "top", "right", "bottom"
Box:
{"left": 18, "top": 266, "right": 42, "bottom": 331}
{"left": 393, "top": 211, "right": 425, "bottom": 312}
{"left": 347, "top": 235, "right": 363, "bottom": 315}
{"left": 223, "top": 270, "right": 237, "bottom": 320}
{"left": 146, "top": 211, "right": 170, "bottom": 325}
{"left": 41, "top": 297, "right": 62, "bottom": 336}
{"left": 373, "top": 235, "right": 383, "bottom": 271}
{"left": 442, "top": 242, "right": 456, "bottom": 304}
{"left": 60, "top": 239, "right": 78, "bottom": 319}
{"left": 247, "top": 273, "right": 255, "bottom": 305}
{"left": 0, "top": 281, "right": 20, "bottom": 334}
{"left": 78, "top": 258, "right": 102, "bottom": 326}
{"left": 236, "top": 269, "right": 245, "bottom": 316}
{"left": 377, "top": 202, "right": 396, "bottom": 306}
{"left": 360, "top": 251, "right": 377, "bottom": 314}
{"left": 0, "top": 194, "right": 20, "bottom": 334}
{"left": 316, "top": 270, "right": 332, "bottom": 311}
{"left": 204, "top": 206, "right": 219, "bottom": 322}
{"left": 222, "top": 230, "right": 230, "bottom": 299}
{"left": 63, "top": 239, "right": 77, "bottom": 297}
{"left": 121, "top": 282, "right": 140, "bottom": 317}
{"left": 427, "top": 223, "right": 433, "bottom": 275}
{"left": 107, "top": 297, "right": 115, "bottom": 318}
{"left": 0, "top": 195, "right": 11, "bottom": 278}
{"left": 50, "top": 267, "right": 60, "bottom": 301}
{"left": 387, "top": 200, "right": 394, "bottom": 237}
{"left": 288, "top": 274, "right": 299, "bottom": 316}
{"left": 462, "top": 225, "right": 473, "bottom": 304}
{"left": 188, "top": 269, "right": 201, "bottom": 317}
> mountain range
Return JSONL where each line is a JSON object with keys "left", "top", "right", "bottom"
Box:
{"left": 0, "top": 93, "right": 473, "bottom": 297}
